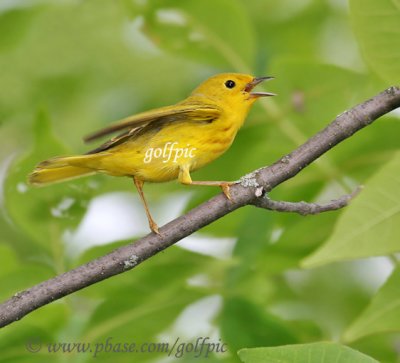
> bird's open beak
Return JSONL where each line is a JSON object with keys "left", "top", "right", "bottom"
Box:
{"left": 245, "top": 76, "right": 276, "bottom": 98}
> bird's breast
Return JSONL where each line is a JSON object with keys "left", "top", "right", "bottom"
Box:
{"left": 102, "top": 112, "right": 244, "bottom": 182}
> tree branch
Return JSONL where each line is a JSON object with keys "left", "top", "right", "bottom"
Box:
{"left": 252, "top": 187, "right": 362, "bottom": 215}
{"left": 1, "top": 86, "right": 399, "bottom": 328}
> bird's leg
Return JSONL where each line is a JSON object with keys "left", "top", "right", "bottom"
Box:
{"left": 133, "top": 177, "right": 160, "bottom": 235}
{"left": 178, "top": 165, "right": 235, "bottom": 200}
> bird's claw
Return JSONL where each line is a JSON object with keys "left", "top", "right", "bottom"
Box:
{"left": 149, "top": 221, "right": 160, "bottom": 235}
{"left": 221, "top": 182, "right": 234, "bottom": 201}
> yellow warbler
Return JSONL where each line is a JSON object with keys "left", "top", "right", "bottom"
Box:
{"left": 29, "top": 73, "right": 275, "bottom": 234}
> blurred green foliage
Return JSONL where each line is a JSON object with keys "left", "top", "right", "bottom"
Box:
{"left": 239, "top": 342, "right": 381, "bottom": 363}
{"left": 0, "top": 0, "right": 399, "bottom": 362}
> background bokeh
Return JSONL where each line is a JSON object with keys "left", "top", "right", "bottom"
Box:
{"left": 0, "top": 0, "right": 399, "bottom": 362}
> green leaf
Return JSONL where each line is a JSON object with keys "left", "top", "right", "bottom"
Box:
{"left": 0, "top": 243, "right": 54, "bottom": 306}
{"left": 139, "top": 0, "right": 255, "bottom": 69}
{"left": 0, "top": 244, "right": 69, "bottom": 361}
{"left": 238, "top": 342, "right": 379, "bottom": 363}
{"left": 302, "top": 152, "right": 400, "bottom": 268}
{"left": 269, "top": 59, "right": 371, "bottom": 139}
{"left": 350, "top": 333, "right": 400, "bottom": 363}
{"left": 0, "top": 226, "right": 54, "bottom": 293}
{"left": 246, "top": 1, "right": 334, "bottom": 70}
{"left": 332, "top": 117, "right": 400, "bottom": 181}
{"left": 264, "top": 211, "right": 339, "bottom": 273}
{"left": 4, "top": 111, "right": 90, "bottom": 257}
{"left": 344, "top": 267, "right": 400, "bottom": 342}
{"left": 220, "top": 297, "right": 297, "bottom": 356}
{"left": 0, "top": 302, "right": 69, "bottom": 362}
{"left": 0, "top": 8, "right": 36, "bottom": 53}
{"left": 350, "top": 0, "right": 400, "bottom": 83}
{"left": 0, "top": 213, "right": 36, "bottom": 257}
{"left": 223, "top": 208, "right": 276, "bottom": 303}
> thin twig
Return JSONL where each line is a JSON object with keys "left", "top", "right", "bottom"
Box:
{"left": 0, "top": 86, "right": 399, "bottom": 328}
{"left": 252, "top": 187, "right": 362, "bottom": 215}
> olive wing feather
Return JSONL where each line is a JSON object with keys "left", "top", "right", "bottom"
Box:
{"left": 85, "top": 103, "right": 221, "bottom": 154}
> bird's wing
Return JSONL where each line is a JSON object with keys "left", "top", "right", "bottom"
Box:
{"left": 84, "top": 102, "right": 221, "bottom": 154}
{"left": 84, "top": 103, "right": 220, "bottom": 143}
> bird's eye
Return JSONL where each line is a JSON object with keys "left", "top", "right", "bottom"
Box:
{"left": 225, "top": 80, "right": 236, "bottom": 89}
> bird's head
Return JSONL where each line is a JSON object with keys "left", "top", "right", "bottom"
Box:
{"left": 189, "top": 73, "right": 275, "bottom": 108}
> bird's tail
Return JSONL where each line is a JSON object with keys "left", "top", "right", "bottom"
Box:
{"left": 28, "top": 156, "right": 96, "bottom": 186}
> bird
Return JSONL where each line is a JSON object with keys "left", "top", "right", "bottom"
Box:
{"left": 29, "top": 73, "right": 275, "bottom": 234}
